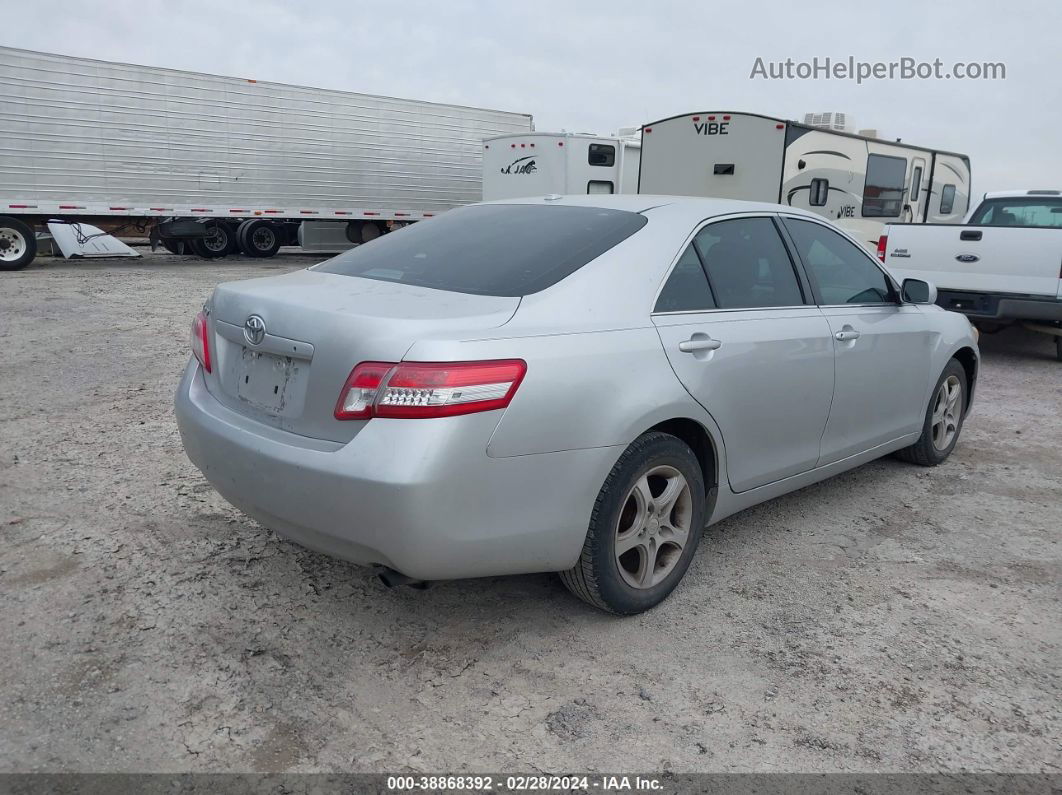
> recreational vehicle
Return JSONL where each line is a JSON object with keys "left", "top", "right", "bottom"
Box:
{"left": 482, "top": 132, "right": 640, "bottom": 201}
{"left": 637, "top": 111, "right": 970, "bottom": 246}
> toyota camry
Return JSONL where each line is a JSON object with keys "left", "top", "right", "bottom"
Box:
{"left": 175, "top": 196, "right": 978, "bottom": 614}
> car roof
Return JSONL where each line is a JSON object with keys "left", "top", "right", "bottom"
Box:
{"left": 981, "top": 189, "right": 1062, "bottom": 200}
{"left": 477, "top": 193, "right": 821, "bottom": 221}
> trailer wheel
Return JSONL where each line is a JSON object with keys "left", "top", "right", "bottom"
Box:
{"left": 236, "top": 219, "right": 281, "bottom": 258}
{"left": 191, "top": 222, "right": 236, "bottom": 258}
{"left": 0, "top": 216, "right": 37, "bottom": 271}
{"left": 345, "top": 220, "right": 383, "bottom": 244}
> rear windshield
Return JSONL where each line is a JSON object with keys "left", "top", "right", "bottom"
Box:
{"left": 313, "top": 204, "right": 648, "bottom": 297}
{"left": 968, "top": 197, "right": 1062, "bottom": 228}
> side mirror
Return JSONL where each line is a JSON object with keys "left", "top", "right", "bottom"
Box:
{"left": 901, "top": 278, "right": 937, "bottom": 304}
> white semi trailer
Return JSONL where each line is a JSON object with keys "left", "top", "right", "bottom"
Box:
{"left": 0, "top": 47, "right": 533, "bottom": 270}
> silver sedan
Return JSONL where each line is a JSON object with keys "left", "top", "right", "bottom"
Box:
{"left": 175, "top": 195, "right": 979, "bottom": 614}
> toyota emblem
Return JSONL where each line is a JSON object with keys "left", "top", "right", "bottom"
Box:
{"left": 244, "top": 314, "right": 266, "bottom": 345}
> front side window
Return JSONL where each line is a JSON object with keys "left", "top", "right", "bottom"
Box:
{"left": 862, "top": 154, "right": 907, "bottom": 217}
{"left": 588, "top": 144, "right": 616, "bottom": 167}
{"left": 968, "top": 197, "right": 1062, "bottom": 227}
{"left": 693, "top": 217, "right": 805, "bottom": 309}
{"left": 784, "top": 218, "right": 894, "bottom": 305}
{"left": 654, "top": 244, "right": 715, "bottom": 313}
{"left": 939, "top": 184, "right": 957, "bottom": 215}
{"left": 315, "top": 204, "right": 647, "bottom": 297}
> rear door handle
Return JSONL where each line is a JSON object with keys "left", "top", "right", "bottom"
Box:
{"left": 959, "top": 230, "right": 982, "bottom": 241}
{"left": 678, "top": 337, "right": 722, "bottom": 353}
{"left": 834, "top": 329, "right": 861, "bottom": 342}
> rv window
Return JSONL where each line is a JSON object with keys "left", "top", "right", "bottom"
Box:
{"left": 910, "top": 167, "right": 923, "bottom": 203}
{"left": 809, "top": 178, "right": 829, "bottom": 207}
{"left": 587, "top": 180, "right": 614, "bottom": 195}
{"left": 862, "top": 154, "right": 907, "bottom": 217}
{"left": 968, "top": 197, "right": 1062, "bottom": 227}
{"left": 784, "top": 218, "right": 894, "bottom": 305}
{"left": 693, "top": 218, "right": 805, "bottom": 309}
{"left": 654, "top": 244, "right": 716, "bottom": 313}
{"left": 588, "top": 144, "right": 616, "bottom": 167}
{"left": 939, "top": 184, "right": 957, "bottom": 215}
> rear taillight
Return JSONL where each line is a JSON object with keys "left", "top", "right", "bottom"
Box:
{"left": 334, "top": 359, "right": 527, "bottom": 420}
{"left": 876, "top": 234, "right": 888, "bottom": 263}
{"left": 333, "top": 362, "right": 392, "bottom": 420}
{"left": 191, "top": 310, "right": 211, "bottom": 373}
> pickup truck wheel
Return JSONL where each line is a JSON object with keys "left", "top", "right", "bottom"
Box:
{"left": 1055, "top": 337, "right": 1062, "bottom": 363}
{"left": 559, "top": 432, "right": 705, "bottom": 615}
{"left": 895, "top": 359, "right": 967, "bottom": 466}
{"left": 0, "top": 216, "right": 37, "bottom": 271}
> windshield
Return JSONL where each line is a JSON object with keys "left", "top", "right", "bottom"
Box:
{"left": 314, "top": 204, "right": 648, "bottom": 297}
{"left": 968, "top": 197, "right": 1062, "bottom": 228}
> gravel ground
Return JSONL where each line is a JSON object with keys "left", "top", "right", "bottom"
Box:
{"left": 1, "top": 249, "right": 1059, "bottom": 774}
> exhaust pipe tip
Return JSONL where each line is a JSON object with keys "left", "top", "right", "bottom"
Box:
{"left": 375, "top": 566, "right": 429, "bottom": 590}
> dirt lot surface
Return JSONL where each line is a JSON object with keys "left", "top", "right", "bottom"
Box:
{"left": 1, "top": 250, "right": 1059, "bottom": 774}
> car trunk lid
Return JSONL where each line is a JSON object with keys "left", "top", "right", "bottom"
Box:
{"left": 203, "top": 269, "right": 520, "bottom": 442}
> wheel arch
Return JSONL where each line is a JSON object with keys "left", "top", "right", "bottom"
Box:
{"left": 644, "top": 417, "right": 720, "bottom": 519}
{"left": 951, "top": 345, "right": 978, "bottom": 409}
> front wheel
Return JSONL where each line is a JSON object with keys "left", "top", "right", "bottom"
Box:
{"left": 895, "top": 359, "right": 968, "bottom": 466}
{"left": 559, "top": 432, "right": 705, "bottom": 615}
{"left": 0, "top": 215, "right": 37, "bottom": 271}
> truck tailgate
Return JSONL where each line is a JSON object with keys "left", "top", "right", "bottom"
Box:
{"left": 884, "top": 225, "right": 1062, "bottom": 298}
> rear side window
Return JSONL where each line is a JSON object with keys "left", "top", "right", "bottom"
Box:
{"left": 862, "top": 154, "right": 907, "bottom": 217}
{"left": 968, "top": 197, "right": 1062, "bottom": 227}
{"left": 939, "top": 184, "right": 957, "bottom": 215}
{"left": 314, "top": 204, "right": 647, "bottom": 297}
{"left": 654, "top": 244, "right": 715, "bottom": 313}
{"left": 588, "top": 144, "right": 616, "bottom": 167}
{"left": 694, "top": 218, "right": 805, "bottom": 309}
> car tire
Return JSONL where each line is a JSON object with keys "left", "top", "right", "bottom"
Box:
{"left": 191, "top": 222, "right": 236, "bottom": 258}
{"left": 895, "top": 358, "right": 968, "bottom": 467}
{"left": 0, "top": 215, "right": 37, "bottom": 271}
{"left": 559, "top": 431, "right": 705, "bottom": 615}
{"left": 236, "top": 219, "right": 281, "bottom": 258}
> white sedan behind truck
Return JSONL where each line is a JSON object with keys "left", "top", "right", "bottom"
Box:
{"left": 880, "top": 190, "right": 1062, "bottom": 359}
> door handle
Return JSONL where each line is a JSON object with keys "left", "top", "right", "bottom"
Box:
{"left": 679, "top": 337, "right": 722, "bottom": 353}
{"left": 834, "top": 329, "right": 861, "bottom": 342}
{"left": 959, "top": 230, "right": 982, "bottom": 241}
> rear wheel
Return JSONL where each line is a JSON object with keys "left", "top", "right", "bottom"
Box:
{"left": 0, "top": 216, "right": 37, "bottom": 271}
{"left": 560, "top": 432, "right": 705, "bottom": 615}
{"left": 895, "top": 359, "right": 967, "bottom": 466}
{"left": 236, "top": 219, "right": 281, "bottom": 258}
{"left": 191, "top": 222, "right": 236, "bottom": 258}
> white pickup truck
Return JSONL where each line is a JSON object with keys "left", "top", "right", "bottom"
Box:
{"left": 879, "top": 190, "right": 1062, "bottom": 360}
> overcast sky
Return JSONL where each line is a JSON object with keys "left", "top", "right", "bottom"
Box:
{"left": 4, "top": 0, "right": 1058, "bottom": 195}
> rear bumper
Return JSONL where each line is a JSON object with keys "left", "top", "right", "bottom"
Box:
{"left": 174, "top": 362, "right": 619, "bottom": 580}
{"left": 936, "top": 290, "right": 1062, "bottom": 322}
